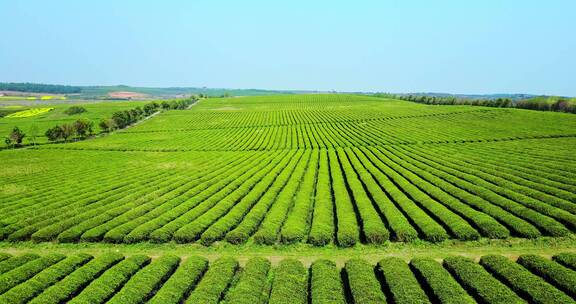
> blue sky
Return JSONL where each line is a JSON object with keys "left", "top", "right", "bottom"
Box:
{"left": 1, "top": 1, "right": 575, "bottom": 95}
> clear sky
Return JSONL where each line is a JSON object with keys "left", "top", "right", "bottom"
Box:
{"left": 1, "top": 1, "right": 575, "bottom": 95}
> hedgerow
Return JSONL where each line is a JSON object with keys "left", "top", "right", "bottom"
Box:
{"left": 553, "top": 252, "right": 576, "bottom": 270}
{"left": 443, "top": 256, "right": 525, "bottom": 304}
{"left": 279, "top": 150, "right": 318, "bottom": 243}
{"left": 0, "top": 253, "right": 65, "bottom": 294}
{"left": 480, "top": 254, "right": 572, "bottom": 304}
{"left": 345, "top": 258, "right": 386, "bottom": 303}
{"left": 185, "top": 257, "right": 238, "bottom": 304}
{"left": 0, "top": 254, "right": 92, "bottom": 304}
{"left": 107, "top": 255, "right": 180, "bottom": 304}
{"left": 67, "top": 255, "right": 150, "bottom": 304}
{"left": 149, "top": 256, "right": 208, "bottom": 304}
{"left": 310, "top": 259, "right": 346, "bottom": 304}
{"left": 410, "top": 258, "right": 475, "bottom": 304}
{"left": 337, "top": 148, "right": 389, "bottom": 243}
{"left": 517, "top": 254, "right": 576, "bottom": 298}
{"left": 268, "top": 259, "right": 308, "bottom": 304}
{"left": 308, "top": 150, "right": 334, "bottom": 246}
{"left": 251, "top": 151, "right": 310, "bottom": 244}
{"left": 29, "top": 253, "right": 124, "bottom": 304}
{"left": 377, "top": 257, "right": 430, "bottom": 304}
{"left": 0, "top": 253, "right": 39, "bottom": 274}
{"left": 223, "top": 257, "right": 271, "bottom": 304}
{"left": 328, "top": 149, "right": 359, "bottom": 247}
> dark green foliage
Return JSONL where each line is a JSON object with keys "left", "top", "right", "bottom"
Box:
{"left": 44, "top": 125, "right": 64, "bottom": 142}
{"left": 553, "top": 253, "right": 576, "bottom": 271}
{"left": 0, "top": 254, "right": 92, "bottom": 304}
{"left": 517, "top": 254, "right": 576, "bottom": 298}
{"left": 443, "top": 256, "right": 525, "bottom": 304}
{"left": 410, "top": 258, "right": 475, "bottom": 304}
{"left": 149, "top": 256, "right": 208, "bottom": 304}
{"left": 29, "top": 253, "right": 124, "bottom": 304}
{"left": 64, "top": 106, "right": 87, "bottom": 115}
{"left": 0, "top": 82, "right": 81, "bottom": 94}
{"left": 67, "top": 254, "right": 150, "bottom": 304}
{"left": 0, "top": 253, "right": 65, "bottom": 294}
{"left": 107, "top": 255, "right": 180, "bottom": 304}
{"left": 308, "top": 150, "right": 334, "bottom": 246}
{"left": 5, "top": 126, "right": 26, "bottom": 147}
{"left": 268, "top": 259, "right": 308, "bottom": 304}
{"left": 310, "top": 259, "right": 346, "bottom": 304}
{"left": 0, "top": 254, "right": 39, "bottom": 274}
{"left": 224, "top": 257, "right": 271, "bottom": 304}
{"left": 185, "top": 257, "right": 238, "bottom": 304}
{"left": 377, "top": 257, "right": 431, "bottom": 304}
{"left": 345, "top": 258, "right": 386, "bottom": 304}
{"left": 480, "top": 255, "right": 572, "bottom": 304}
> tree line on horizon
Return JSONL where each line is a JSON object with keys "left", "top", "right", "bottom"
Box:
{"left": 375, "top": 93, "right": 576, "bottom": 113}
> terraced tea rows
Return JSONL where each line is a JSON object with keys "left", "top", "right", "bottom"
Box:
{"left": 0, "top": 252, "right": 574, "bottom": 304}
{"left": 1, "top": 94, "right": 575, "bottom": 246}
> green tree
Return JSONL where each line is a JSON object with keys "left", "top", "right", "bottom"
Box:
{"left": 45, "top": 126, "right": 63, "bottom": 142}
{"left": 5, "top": 127, "right": 26, "bottom": 148}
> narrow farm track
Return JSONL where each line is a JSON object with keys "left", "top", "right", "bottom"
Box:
{"left": 1, "top": 94, "right": 575, "bottom": 247}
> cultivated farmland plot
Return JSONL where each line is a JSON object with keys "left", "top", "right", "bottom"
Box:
{"left": 0, "top": 252, "right": 574, "bottom": 303}
{"left": 1, "top": 94, "right": 575, "bottom": 246}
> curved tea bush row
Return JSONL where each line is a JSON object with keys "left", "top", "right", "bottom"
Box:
{"left": 410, "top": 257, "right": 476, "bottom": 304}
{"left": 29, "top": 253, "right": 125, "bottom": 304}
{"left": 0, "top": 254, "right": 65, "bottom": 294}
{"left": 443, "top": 256, "right": 526, "bottom": 304}
{"left": 517, "top": 254, "right": 576, "bottom": 298}
{"left": 148, "top": 256, "right": 208, "bottom": 304}
{"left": 67, "top": 255, "right": 150, "bottom": 304}
{"left": 378, "top": 257, "right": 431, "bottom": 304}
{"left": 107, "top": 255, "right": 180, "bottom": 304}
{"left": 480, "top": 255, "right": 573, "bottom": 304}
{"left": 554, "top": 252, "right": 576, "bottom": 270}
{"left": 0, "top": 254, "right": 92, "bottom": 304}
{"left": 185, "top": 257, "right": 238, "bottom": 304}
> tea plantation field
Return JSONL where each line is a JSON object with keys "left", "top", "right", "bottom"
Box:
{"left": 1, "top": 94, "right": 575, "bottom": 303}
{"left": 0, "top": 252, "right": 575, "bottom": 304}
{"left": 1, "top": 95, "right": 575, "bottom": 246}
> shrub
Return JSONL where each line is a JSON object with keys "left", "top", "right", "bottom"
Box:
{"left": 308, "top": 150, "right": 334, "bottom": 246}
{"left": 517, "top": 254, "right": 576, "bottom": 298}
{"left": 107, "top": 255, "right": 180, "bottom": 304}
{"left": 185, "top": 257, "right": 238, "bottom": 304}
{"left": 345, "top": 258, "right": 386, "bottom": 303}
{"left": 443, "top": 256, "right": 525, "bottom": 304}
{"left": 377, "top": 257, "right": 430, "bottom": 304}
{"left": 0, "top": 253, "right": 39, "bottom": 274}
{"left": 553, "top": 253, "right": 576, "bottom": 271}
{"left": 64, "top": 106, "right": 87, "bottom": 115}
{"left": 224, "top": 257, "right": 271, "bottom": 304}
{"left": 0, "top": 253, "right": 65, "bottom": 294}
{"left": 410, "top": 258, "right": 475, "bottom": 304}
{"left": 149, "top": 256, "right": 208, "bottom": 304}
{"left": 311, "top": 259, "right": 346, "bottom": 304}
{"left": 29, "top": 253, "right": 124, "bottom": 304}
{"left": 480, "top": 255, "right": 572, "bottom": 304}
{"left": 67, "top": 255, "right": 150, "bottom": 304}
{"left": 0, "top": 254, "right": 92, "bottom": 304}
{"left": 268, "top": 259, "right": 308, "bottom": 304}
